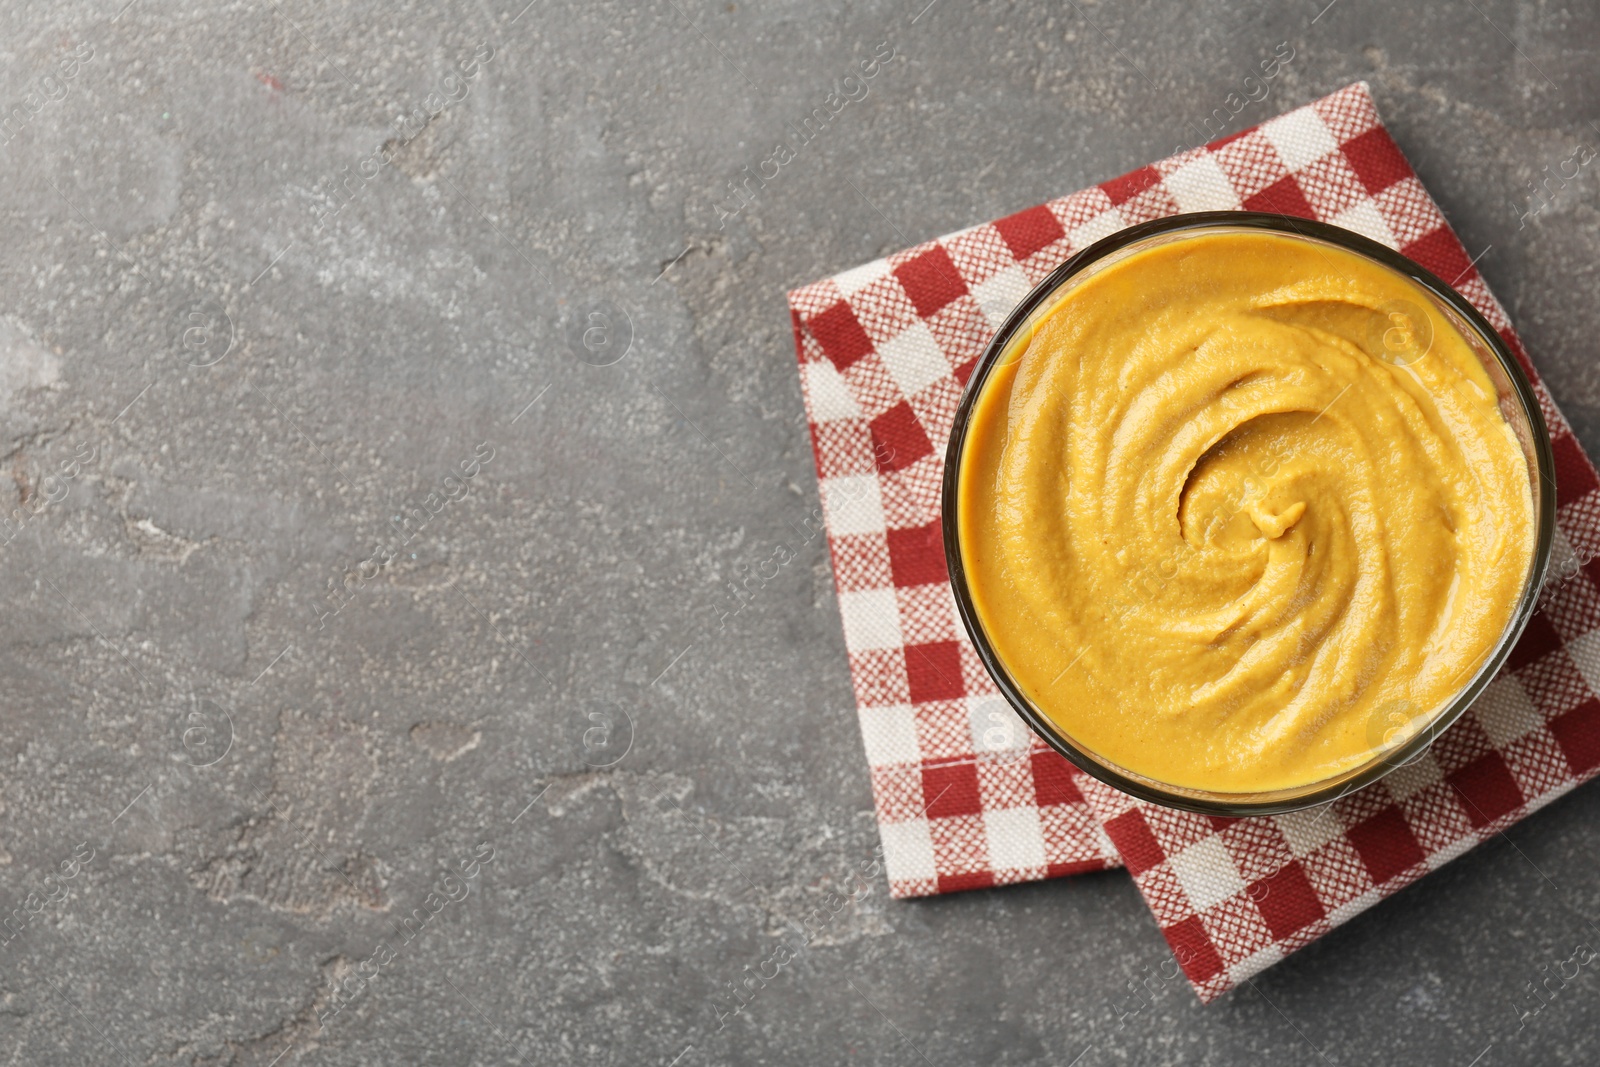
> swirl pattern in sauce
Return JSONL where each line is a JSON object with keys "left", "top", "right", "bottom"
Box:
{"left": 957, "top": 231, "right": 1535, "bottom": 792}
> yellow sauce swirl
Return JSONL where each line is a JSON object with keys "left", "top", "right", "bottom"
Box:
{"left": 958, "top": 230, "right": 1535, "bottom": 793}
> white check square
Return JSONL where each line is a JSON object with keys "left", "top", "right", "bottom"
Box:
{"left": 1168, "top": 835, "right": 1246, "bottom": 912}
{"left": 1262, "top": 108, "right": 1340, "bottom": 173}
{"left": 985, "top": 807, "right": 1047, "bottom": 870}
{"left": 857, "top": 703, "right": 920, "bottom": 765}
{"left": 837, "top": 588, "right": 904, "bottom": 653}
{"left": 834, "top": 258, "right": 892, "bottom": 297}
{"left": 1165, "top": 155, "right": 1243, "bottom": 213}
{"left": 803, "top": 360, "right": 861, "bottom": 423}
{"left": 822, "top": 475, "right": 885, "bottom": 536}
{"left": 876, "top": 321, "right": 950, "bottom": 400}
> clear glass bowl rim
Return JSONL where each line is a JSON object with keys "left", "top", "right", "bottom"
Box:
{"left": 940, "top": 211, "right": 1557, "bottom": 817}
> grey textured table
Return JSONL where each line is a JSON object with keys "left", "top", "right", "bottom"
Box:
{"left": 0, "top": 1, "right": 1597, "bottom": 1064}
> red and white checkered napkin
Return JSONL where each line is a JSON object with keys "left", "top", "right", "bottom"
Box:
{"left": 786, "top": 81, "right": 1600, "bottom": 1001}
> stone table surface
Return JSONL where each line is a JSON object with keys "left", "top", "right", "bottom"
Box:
{"left": 0, "top": 0, "right": 1597, "bottom": 1064}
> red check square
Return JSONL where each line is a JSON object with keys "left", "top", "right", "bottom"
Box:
{"left": 1446, "top": 752, "right": 1525, "bottom": 828}
{"left": 1249, "top": 862, "right": 1326, "bottom": 941}
{"left": 1342, "top": 126, "right": 1412, "bottom": 195}
{"left": 1346, "top": 806, "right": 1426, "bottom": 887}
{"left": 1549, "top": 698, "right": 1600, "bottom": 775}
{"left": 1102, "top": 164, "right": 1161, "bottom": 206}
{"left": 885, "top": 520, "right": 946, "bottom": 588}
{"left": 906, "top": 641, "right": 965, "bottom": 704}
{"left": 1243, "top": 175, "right": 1315, "bottom": 219}
{"left": 869, "top": 401, "right": 934, "bottom": 474}
{"left": 809, "top": 300, "right": 874, "bottom": 372}
{"left": 921, "top": 762, "right": 983, "bottom": 819}
{"left": 1032, "top": 751, "right": 1085, "bottom": 807}
{"left": 994, "top": 204, "right": 1067, "bottom": 262}
{"left": 894, "top": 246, "right": 968, "bottom": 318}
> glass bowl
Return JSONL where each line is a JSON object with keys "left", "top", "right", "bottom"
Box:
{"left": 941, "top": 211, "right": 1555, "bottom": 816}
